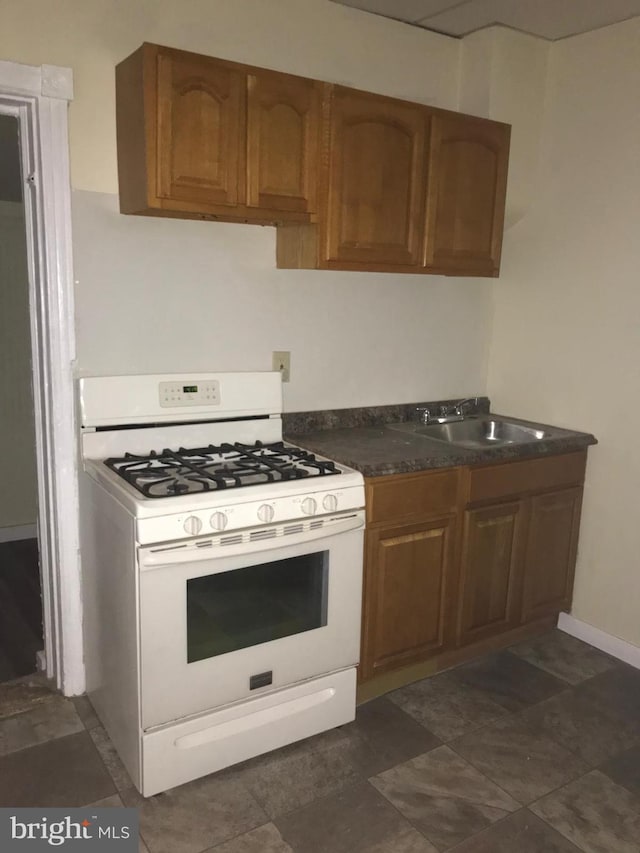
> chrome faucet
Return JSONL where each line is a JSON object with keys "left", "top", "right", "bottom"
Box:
{"left": 415, "top": 406, "right": 433, "bottom": 425}
{"left": 451, "top": 397, "right": 479, "bottom": 417}
{"left": 416, "top": 397, "right": 479, "bottom": 425}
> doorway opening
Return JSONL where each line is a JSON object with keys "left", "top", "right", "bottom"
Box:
{"left": 0, "top": 114, "right": 44, "bottom": 682}
{"left": 0, "top": 60, "right": 81, "bottom": 696}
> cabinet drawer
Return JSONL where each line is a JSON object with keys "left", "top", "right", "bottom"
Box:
{"left": 366, "top": 468, "right": 459, "bottom": 525}
{"left": 468, "top": 451, "right": 587, "bottom": 504}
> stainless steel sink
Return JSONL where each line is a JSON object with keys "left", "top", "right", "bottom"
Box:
{"left": 389, "top": 418, "right": 548, "bottom": 449}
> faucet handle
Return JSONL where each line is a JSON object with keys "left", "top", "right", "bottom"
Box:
{"left": 415, "top": 406, "right": 433, "bottom": 425}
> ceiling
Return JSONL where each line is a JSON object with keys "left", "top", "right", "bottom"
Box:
{"left": 330, "top": 0, "right": 640, "bottom": 40}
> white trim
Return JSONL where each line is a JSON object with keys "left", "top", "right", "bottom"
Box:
{"left": 0, "top": 59, "right": 73, "bottom": 100}
{"left": 558, "top": 613, "right": 640, "bottom": 670}
{"left": 0, "top": 524, "right": 38, "bottom": 543}
{"left": 0, "top": 60, "right": 82, "bottom": 695}
{"left": 41, "top": 65, "right": 74, "bottom": 101}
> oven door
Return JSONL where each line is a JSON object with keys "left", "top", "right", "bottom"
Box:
{"left": 138, "top": 511, "right": 364, "bottom": 729}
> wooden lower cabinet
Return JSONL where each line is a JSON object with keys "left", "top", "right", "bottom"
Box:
{"left": 359, "top": 452, "right": 588, "bottom": 688}
{"left": 521, "top": 487, "right": 583, "bottom": 622}
{"left": 360, "top": 514, "right": 457, "bottom": 680}
{"left": 457, "top": 500, "right": 525, "bottom": 646}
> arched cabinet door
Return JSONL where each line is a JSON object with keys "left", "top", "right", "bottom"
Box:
{"left": 324, "top": 87, "right": 428, "bottom": 270}
{"left": 156, "top": 48, "right": 245, "bottom": 208}
{"left": 247, "top": 71, "right": 321, "bottom": 214}
{"left": 424, "top": 113, "right": 510, "bottom": 276}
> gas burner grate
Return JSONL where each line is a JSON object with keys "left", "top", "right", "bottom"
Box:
{"left": 104, "top": 441, "right": 340, "bottom": 498}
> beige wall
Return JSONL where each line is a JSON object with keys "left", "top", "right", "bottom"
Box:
{"left": 459, "top": 27, "right": 550, "bottom": 228}
{"left": 3, "top": 0, "right": 497, "bottom": 414}
{"left": 487, "top": 18, "right": 640, "bottom": 647}
{"left": 0, "top": 201, "right": 38, "bottom": 529}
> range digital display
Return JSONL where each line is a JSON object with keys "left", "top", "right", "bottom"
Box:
{"left": 183, "top": 385, "right": 198, "bottom": 393}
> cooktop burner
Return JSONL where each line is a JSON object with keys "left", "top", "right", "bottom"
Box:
{"left": 104, "top": 441, "right": 341, "bottom": 498}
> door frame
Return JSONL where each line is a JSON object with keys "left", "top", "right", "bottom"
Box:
{"left": 0, "top": 59, "right": 82, "bottom": 694}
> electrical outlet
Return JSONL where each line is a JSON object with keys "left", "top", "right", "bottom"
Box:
{"left": 272, "top": 351, "right": 291, "bottom": 383}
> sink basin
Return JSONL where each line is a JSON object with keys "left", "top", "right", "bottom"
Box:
{"left": 389, "top": 418, "right": 548, "bottom": 449}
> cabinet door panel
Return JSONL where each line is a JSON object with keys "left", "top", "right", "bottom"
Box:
{"left": 326, "top": 87, "right": 427, "bottom": 267}
{"left": 247, "top": 73, "right": 320, "bottom": 213}
{"left": 424, "top": 113, "right": 509, "bottom": 275}
{"left": 522, "top": 488, "right": 583, "bottom": 622}
{"left": 362, "top": 516, "right": 455, "bottom": 679}
{"left": 458, "top": 501, "right": 524, "bottom": 646}
{"left": 156, "top": 50, "right": 245, "bottom": 206}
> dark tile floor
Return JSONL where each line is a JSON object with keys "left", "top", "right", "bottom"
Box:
{"left": 1, "top": 629, "right": 640, "bottom": 852}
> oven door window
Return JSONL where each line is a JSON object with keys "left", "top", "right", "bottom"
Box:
{"left": 186, "top": 550, "right": 328, "bottom": 663}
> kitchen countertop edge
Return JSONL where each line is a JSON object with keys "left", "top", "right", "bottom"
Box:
{"left": 285, "top": 412, "right": 597, "bottom": 478}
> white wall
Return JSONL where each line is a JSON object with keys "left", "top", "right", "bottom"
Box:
{"left": 2, "top": 0, "right": 496, "bottom": 413}
{"left": 72, "top": 191, "right": 493, "bottom": 411}
{"left": 487, "top": 18, "right": 640, "bottom": 647}
{"left": 0, "top": 201, "right": 37, "bottom": 529}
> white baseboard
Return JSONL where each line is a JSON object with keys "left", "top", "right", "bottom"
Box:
{"left": 0, "top": 524, "right": 37, "bottom": 543}
{"left": 558, "top": 613, "right": 640, "bottom": 670}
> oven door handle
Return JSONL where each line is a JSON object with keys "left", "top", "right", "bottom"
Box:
{"left": 138, "top": 513, "right": 365, "bottom": 570}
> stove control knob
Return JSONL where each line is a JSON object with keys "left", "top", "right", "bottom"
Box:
{"left": 210, "top": 511, "right": 228, "bottom": 531}
{"left": 301, "top": 497, "right": 317, "bottom": 516}
{"left": 323, "top": 494, "right": 338, "bottom": 512}
{"left": 184, "top": 515, "right": 202, "bottom": 536}
{"left": 258, "top": 504, "right": 274, "bottom": 523}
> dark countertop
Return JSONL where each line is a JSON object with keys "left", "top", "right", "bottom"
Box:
{"left": 285, "top": 413, "right": 597, "bottom": 478}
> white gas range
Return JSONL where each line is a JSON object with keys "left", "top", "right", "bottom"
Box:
{"left": 78, "top": 372, "right": 365, "bottom": 796}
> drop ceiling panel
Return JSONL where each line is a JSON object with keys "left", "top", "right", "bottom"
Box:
{"left": 331, "top": 0, "right": 640, "bottom": 39}
{"left": 420, "top": 0, "right": 640, "bottom": 40}
{"left": 331, "top": 0, "right": 464, "bottom": 25}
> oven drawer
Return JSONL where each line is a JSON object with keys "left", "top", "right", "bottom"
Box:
{"left": 141, "top": 667, "right": 356, "bottom": 796}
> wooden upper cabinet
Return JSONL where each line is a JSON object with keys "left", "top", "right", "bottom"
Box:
{"left": 424, "top": 113, "right": 510, "bottom": 276}
{"left": 156, "top": 48, "right": 245, "bottom": 208}
{"left": 247, "top": 72, "right": 320, "bottom": 214}
{"left": 117, "top": 44, "right": 511, "bottom": 274}
{"left": 116, "top": 43, "right": 320, "bottom": 223}
{"left": 324, "top": 87, "right": 428, "bottom": 269}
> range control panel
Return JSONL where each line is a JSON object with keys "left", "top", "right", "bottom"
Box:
{"left": 159, "top": 380, "right": 221, "bottom": 408}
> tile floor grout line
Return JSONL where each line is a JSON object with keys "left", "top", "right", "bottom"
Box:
{"left": 502, "top": 647, "right": 579, "bottom": 687}
{"left": 446, "top": 734, "right": 591, "bottom": 814}
{"left": 507, "top": 685, "right": 640, "bottom": 771}
{"left": 360, "top": 775, "right": 443, "bottom": 852}
{"left": 365, "top": 745, "right": 529, "bottom": 852}
{"left": 444, "top": 805, "right": 580, "bottom": 853}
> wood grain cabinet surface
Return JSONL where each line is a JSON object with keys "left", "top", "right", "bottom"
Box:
{"left": 360, "top": 469, "right": 460, "bottom": 681}
{"left": 247, "top": 70, "right": 321, "bottom": 215}
{"left": 116, "top": 42, "right": 510, "bottom": 275}
{"left": 457, "top": 500, "right": 525, "bottom": 646}
{"left": 362, "top": 515, "right": 457, "bottom": 679}
{"left": 323, "top": 86, "right": 428, "bottom": 270}
{"left": 277, "top": 90, "right": 510, "bottom": 277}
{"left": 360, "top": 452, "right": 588, "bottom": 687}
{"left": 424, "top": 113, "right": 510, "bottom": 276}
{"left": 116, "top": 43, "right": 321, "bottom": 223}
{"left": 521, "top": 487, "right": 583, "bottom": 622}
